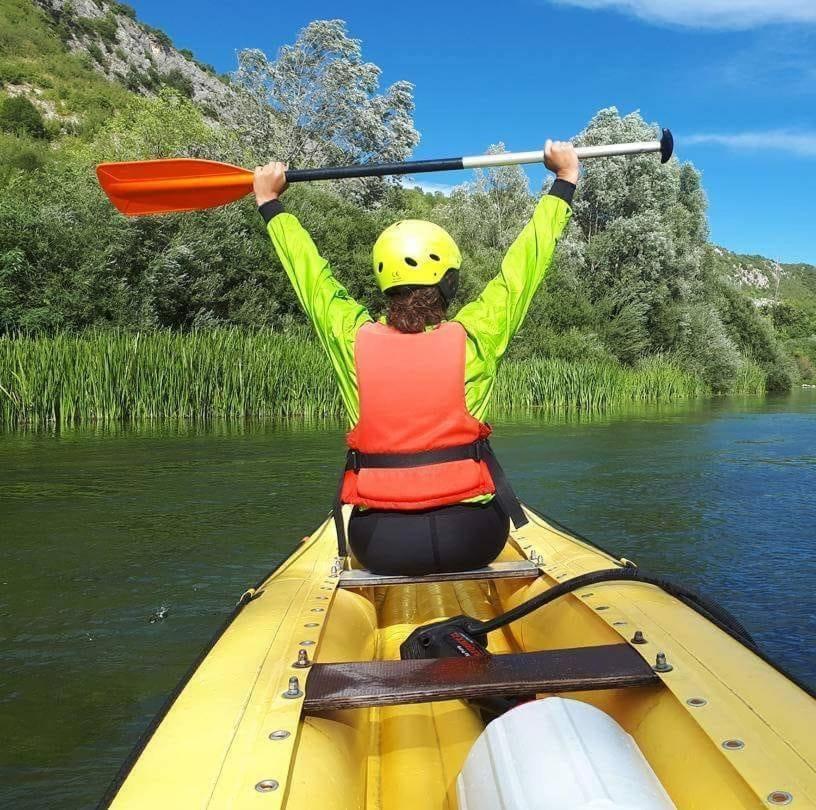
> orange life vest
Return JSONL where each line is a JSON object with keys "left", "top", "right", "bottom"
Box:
{"left": 340, "top": 320, "right": 496, "bottom": 511}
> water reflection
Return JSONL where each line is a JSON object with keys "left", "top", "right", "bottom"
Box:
{"left": 1, "top": 390, "right": 814, "bottom": 807}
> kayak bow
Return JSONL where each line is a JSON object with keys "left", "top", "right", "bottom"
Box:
{"left": 100, "top": 502, "right": 816, "bottom": 810}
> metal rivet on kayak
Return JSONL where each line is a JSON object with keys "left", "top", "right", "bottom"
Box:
{"left": 686, "top": 697, "right": 708, "bottom": 707}
{"left": 269, "top": 730, "right": 290, "bottom": 740}
{"left": 310, "top": 607, "right": 325, "bottom": 612}
{"left": 612, "top": 621, "right": 627, "bottom": 627}
{"left": 299, "top": 640, "right": 315, "bottom": 646}
{"left": 631, "top": 630, "right": 647, "bottom": 644}
{"left": 596, "top": 605, "right": 609, "bottom": 611}
{"left": 255, "top": 779, "right": 279, "bottom": 792}
{"left": 292, "top": 649, "right": 311, "bottom": 668}
{"left": 315, "top": 596, "right": 329, "bottom": 600}
{"left": 282, "top": 676, "right": 303, "bottom": 699}
{"left": 767, "top": 791, "right": 793, "bottom": 805}
{"left": 581, "top": 592, "right": 594, "bottom": 598}
{"left": 304, "top": 622, "right": 320, "bottom": 628}
{"left": 722, "top": 739, "right": 745, "bottom": 751}
{"left": 653, "top": 652, "right": 673, "bottom": 672}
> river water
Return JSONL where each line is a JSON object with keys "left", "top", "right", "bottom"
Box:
{"left": 1, "top": 391, "right": 815, "bottom": 808}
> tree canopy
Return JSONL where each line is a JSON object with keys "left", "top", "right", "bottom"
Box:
{"left": 0, "top": 13, "right": 810, "bottom": 392}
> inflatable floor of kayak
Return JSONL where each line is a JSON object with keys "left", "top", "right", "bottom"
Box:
{"left": 101, "top": 505, "right": 816, "bottom": 809}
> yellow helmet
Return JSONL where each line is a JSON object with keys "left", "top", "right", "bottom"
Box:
{"left": 372, "top": 219, "right": 461, "bottom": 303}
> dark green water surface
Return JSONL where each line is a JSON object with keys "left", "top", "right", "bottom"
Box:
{"left": 1, "top": 392, "right": 815, "bottom": 808}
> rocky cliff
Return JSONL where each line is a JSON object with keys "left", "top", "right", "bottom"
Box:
{"left": 32, "top": 0, "right": 242, "bottom": 120}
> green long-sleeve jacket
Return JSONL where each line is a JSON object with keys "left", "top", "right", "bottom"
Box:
{"left": 262, "top": 186, "right": 573, "bottom": 426}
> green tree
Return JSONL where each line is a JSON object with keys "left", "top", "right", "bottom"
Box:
{"left": 232, "top": 20, "right": 419, "bottom": 204}
{"left": 435, "top": 144, "right": 534, "bottom": 252}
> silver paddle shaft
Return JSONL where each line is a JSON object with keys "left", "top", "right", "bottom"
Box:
{"left": 461, "top": 139, "right": 666, "bottom": 169}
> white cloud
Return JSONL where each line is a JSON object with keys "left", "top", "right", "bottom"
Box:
{"left": 550, "top": 0, "right": 816, "bottom": 29}
{"left": 717, "top": 36, "right": 816, "bottom": 93}
{"left": 685, "top": 130, "right": 816, "bottom": 156}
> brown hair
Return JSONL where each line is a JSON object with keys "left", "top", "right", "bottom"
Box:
{"left": 386, "top": 286, "right": 447, "bottom": 334}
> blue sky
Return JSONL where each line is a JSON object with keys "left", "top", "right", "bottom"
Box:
{"left": 131, "top": 0, "right": 816, "bottom": 263}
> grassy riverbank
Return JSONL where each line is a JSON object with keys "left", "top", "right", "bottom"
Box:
{"left": 0, "top": 329, "right": 765, "bottom": 427}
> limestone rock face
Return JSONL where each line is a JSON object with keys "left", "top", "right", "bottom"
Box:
{"left": 33, "top": 0, "right": 243, "bottom": 121}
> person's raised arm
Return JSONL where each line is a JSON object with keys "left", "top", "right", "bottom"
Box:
{"left": 254, "top": 162, "right": 372, "bottom": 422}
{"left": 455, "top": 142, "right": 579, "bottom": 382}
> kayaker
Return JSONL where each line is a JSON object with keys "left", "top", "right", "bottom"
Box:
{"left": 254, "top": 142, "right": 579, "bottom": 576}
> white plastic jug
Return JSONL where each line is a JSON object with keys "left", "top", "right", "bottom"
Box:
{"left": 457, "top": 697, "right": 676, "bottom": 810}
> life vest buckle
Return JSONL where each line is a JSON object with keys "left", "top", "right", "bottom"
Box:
{"left": 347, "top": 449, "right": 361, "bottom": 473}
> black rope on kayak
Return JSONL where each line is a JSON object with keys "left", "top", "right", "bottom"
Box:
{"left": 455, "top": 566, "right": 816, "bottom": 700}
{"left": 466, "top": 568, "right": 757, "bottom": 648}
{"left": 513, "top": 508, "right": 816, "bottom": 697}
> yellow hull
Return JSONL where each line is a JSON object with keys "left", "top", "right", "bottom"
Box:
{"left": 105, "top": 507, "right": 816, "bottom": 809}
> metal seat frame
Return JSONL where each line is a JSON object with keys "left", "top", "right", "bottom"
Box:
{"left": 337, "top": 560, "right": 540, "bottom": 589}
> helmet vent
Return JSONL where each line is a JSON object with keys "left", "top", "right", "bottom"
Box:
{"left": 378, "top": 262, "right": 383, "bottom": 273}
{"left": 429, "top": 254, "right": 440, "bottom": 261}
{"left": 404, "top": 257, "right": 418, "bottom": 267}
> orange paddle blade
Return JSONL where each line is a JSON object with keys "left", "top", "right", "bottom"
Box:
{"left": 96, "top": 158, "right": 254, "bottom": 216}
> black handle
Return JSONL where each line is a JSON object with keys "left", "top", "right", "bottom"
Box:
{"left": 661, "top": 128, "right": 674, "bottom": 163}
{"left": 286, "top": 157, "right": 464, "bottom": 183}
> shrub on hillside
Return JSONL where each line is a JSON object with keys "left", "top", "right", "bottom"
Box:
{"left": 0, "top": 95, "right": 47, "bottom": 139}
{"left": 76, "top": 13, "right": 119, "bottom": 48}
{"left": 111, "top": 2, "right": 137, "bottom": 20}
{"left": 141, "top": 24, "right": 172, "bottom": 49}
{"left": 161, "top": 68, "right": 194, "bottom": 98}
{"left": 86, "top": 42, "right": 108, "bottom": 68}
{"left": 0, "top": 132, "right": 50, "bottom": 176}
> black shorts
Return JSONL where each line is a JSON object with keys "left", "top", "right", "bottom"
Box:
{"left": 348, "top": 498, "right": 509, "bottom": 576}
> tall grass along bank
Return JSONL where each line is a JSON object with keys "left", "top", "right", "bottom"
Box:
{"left": 0, "top": 330, "right": 342, "bottom": 426}
{"left": 0, "top": 330, "right": 740, "bottom": 428}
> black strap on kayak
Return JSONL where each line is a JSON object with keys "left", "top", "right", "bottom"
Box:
{"left": 332, "top": 439, "right": 527, "bottom": 557}
{"left": 332, "top": 465, "right": 351, "bottom": 558}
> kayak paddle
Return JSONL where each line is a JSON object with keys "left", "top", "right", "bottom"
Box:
{"left": 97, "top": 128, "right": 673, "bottom": 216}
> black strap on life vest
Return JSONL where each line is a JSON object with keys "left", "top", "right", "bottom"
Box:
{"left": 332, "top": 438, "right": 528, "bottom": 557}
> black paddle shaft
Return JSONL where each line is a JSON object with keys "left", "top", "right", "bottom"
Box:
{"left": 286, "top": 157, "right": 463, "bottom": 183}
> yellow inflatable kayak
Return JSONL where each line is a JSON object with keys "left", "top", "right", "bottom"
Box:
{"left": 101, "top": 506, "right": 816, "bottom": 809}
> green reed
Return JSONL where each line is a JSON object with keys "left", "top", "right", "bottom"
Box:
{"left": 492, "top": 354, "right": 707, "bottom": 413}
{"left": 0, "top": 329, "right": 343, "bottom": 426}
{"left": 1, "top": 330, "right": 716, "bottom": 427}
{"left": 729, "top": 361, "right": 767, "bottom": 397}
